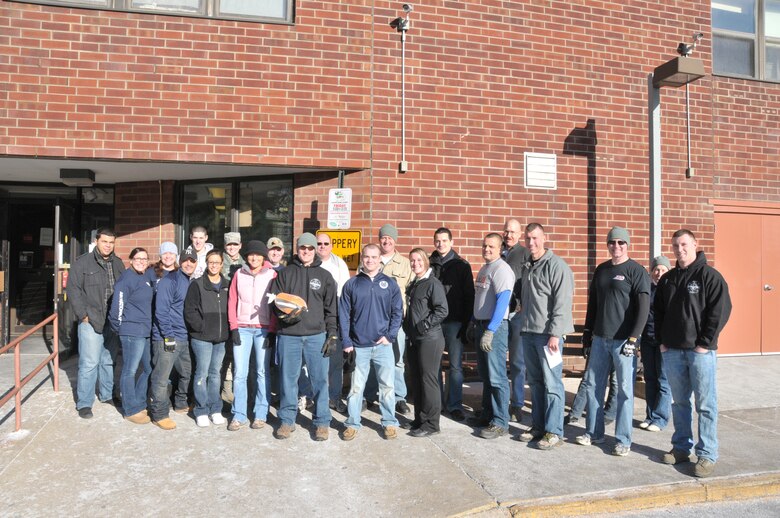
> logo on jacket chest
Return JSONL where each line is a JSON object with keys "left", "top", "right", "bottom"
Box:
{"left": 309, "top": 278, "right": 322, "bottom": 291}
{"left": 612, "top": 275, "right": 626, "bottom": 281}
{"left": 687, "top": 280, "right": 700, "bottom": 294}
{"left": 379, "top": 280, "right": 389, "bottom": 289}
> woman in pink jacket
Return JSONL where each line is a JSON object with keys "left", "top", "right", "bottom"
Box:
{"left": 227, "top": 240, "right": 278, "bottom": 431}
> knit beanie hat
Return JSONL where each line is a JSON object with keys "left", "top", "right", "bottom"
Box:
{"left": 606, "top": 226, "right": 630, "bottom": 245}
{"left": 651, "top": 255, "right": 671, "bottom": 270}
{"left": 378, "top": 224, "right": 399, "bottom": 241}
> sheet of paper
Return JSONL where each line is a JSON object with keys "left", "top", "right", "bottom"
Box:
{"left": 544, "top": 345, "right": 562, "bottom": 369}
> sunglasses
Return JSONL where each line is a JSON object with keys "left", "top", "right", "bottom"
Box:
{"left": 298, "top": 246, "right": 315, "bottom": 251}
{"left": 608, "top": 240, "right": 627, "bottom": 246}
{"left": 317, "top": 242, "right": 330, "bottom": 246}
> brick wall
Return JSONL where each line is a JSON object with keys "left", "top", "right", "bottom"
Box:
{"left": 2, "top": 1, "right": 780, "bottom": 368}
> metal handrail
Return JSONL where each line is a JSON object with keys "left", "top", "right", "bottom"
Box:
{"left": 0, "top": 313, "right": 59, "bottom": 431}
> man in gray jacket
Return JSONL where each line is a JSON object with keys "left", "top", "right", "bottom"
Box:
{"left": 67, "top": 228, "right": 125, "bottom": 419}
{"left": 514, "top": 223, "right": 574, "bottom": 449}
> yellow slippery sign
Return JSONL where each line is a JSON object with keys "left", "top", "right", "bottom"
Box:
{"left": 317, "top": 229, "right": 362, "bottom": 270}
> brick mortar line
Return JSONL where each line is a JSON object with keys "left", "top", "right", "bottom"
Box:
{"left": 498, "top": 471, "right": 780, "bottom": 517}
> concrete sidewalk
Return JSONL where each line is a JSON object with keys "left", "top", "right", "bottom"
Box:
{"left": 1, "top": 342, "right": 779, "bottom": 517}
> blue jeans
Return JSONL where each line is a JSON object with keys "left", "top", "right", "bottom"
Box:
{"left": 232, "top": 327, "right": 272, "bottom": 423}
{"left": 523, "top": 333, "right": 565, "bottom": 436}
{"left": 346, "top": 344, "right": 398, "bottom": 429}
{"left": 148, "top": 338, "right": 192, "bottom": 421}
{"left": 475, "top": 320, "right": 510, "bottom": 430}
{"left": 118, "top": 335, "right": 151, "bottom": 417}
{"left": 571, "top": 361, "right": 617, "bottom": 421}
{"left": 364, "top": 328, "right": 408, "bottom": 404}
{"left": 440, "top": 320, "right": 464, "bottom": 412}
{"left": 584, "top": 336, "right": 637, "bottom": 446}
{"left": 508, "top": 314, "right": 526, "bottom": 409}
{"left": 277, "top": 333, "right": 331, "bottom": 427}
{"left": 663, "top": 347, "right": 718, "bottom": 462}
{"left": 191, "top": 339, "right": 226, "bottom": 417}
{"left": 76, "top": 321, "right": 119, "bottom": 410}
{"left": 641, "top": 340, "right": 671, "bottom": 428}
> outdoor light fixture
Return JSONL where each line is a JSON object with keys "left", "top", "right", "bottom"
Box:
{"left": 60, "top": 169, "right": 95, "bottom": 187}
{"left": 648, "top": 32, "right": 706, "bottom": 263}
{"left": 390, "top": 4, "right": 413, "bottom": 173}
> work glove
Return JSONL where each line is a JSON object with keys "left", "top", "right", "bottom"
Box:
{"left": 581, "top": 329, "right": 592, "bottom": 359}
{"left": 621, "top": 338, "right": 637, "bottom": 357}
{"left": 230, "top": 329, "right": 241, "bottom": 346}
{"left": 321, "top": 335, "right": 339, "bottom": 357}
{"left": 479, "top": 330, "right": 494, "bottom": 353}
{"left": 265, "top": 333, "right": 276, "bottom": 349}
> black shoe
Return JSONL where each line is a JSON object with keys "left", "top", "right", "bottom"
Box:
{"left": 396, "top": 401, "right": 410, "bottom": 415}
{"left": 399, "top": 421, "right": 413, "bottom": 430}
{"left": 564, "top": 415, "right": 579, "bottom": 425}
{"left": 410, "top": 428, "right": 440, "bottom": 438}
{"left": 450, "top": 409, "right": 466, "bottom": 422}
{"left": 479, "top": 424, "right": 507, "bottom": 439}
{"left": 509, "top": 407, "right": 523, "bottom": 423}
{"left": 468, "top": 416, "right": 491, "bottom": 427}
{"left": 78, "top": 407, "right": 93, "bottom": 419}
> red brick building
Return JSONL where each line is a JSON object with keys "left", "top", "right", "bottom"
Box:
{"left": 1, "top": 1, "right": 778, "bottom": 359}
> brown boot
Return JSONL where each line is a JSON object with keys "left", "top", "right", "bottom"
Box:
{"left": 153, "top": 417, "right": 177, "bottom": 430}
{"left": 126, "top": 411, "right": 151, "bottom": 425}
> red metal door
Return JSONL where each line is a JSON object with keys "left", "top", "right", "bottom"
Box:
{"left": 762, "top": 216, "right": 780, "bottom": 353}
{"left": 714, "top": 212, "right": 762, "bottom": 355}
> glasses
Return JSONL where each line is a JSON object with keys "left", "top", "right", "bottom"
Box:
{"left": 298, "top": 246, "right": 315, "bottom": 251}
{"left": 207, "top": 261, "right": 223, "bottom": 265}
{"left": 608, "top": 240, "right": 627, "bottom": 246}
{"left": 317, "top": 242, "right": 330, "bottom": 246}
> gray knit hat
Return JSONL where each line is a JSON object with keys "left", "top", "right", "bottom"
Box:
{"left": 297, "top": 232, "right": 317, "bottom": 248}
{"left": 378, "top": 223, "right": 399, "bottom": 241}
{"left": 651, "top": 255, "right": 671, "bottom": 270}
{"left": 607, "top": 226, "right": 630, "bottom": 245}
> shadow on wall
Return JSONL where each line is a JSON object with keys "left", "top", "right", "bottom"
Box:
{"left": 563, "top": 118, "right": 598, "bottom": 278}
{"left": 303, "top": 200, "right": 321, "bottom": 235}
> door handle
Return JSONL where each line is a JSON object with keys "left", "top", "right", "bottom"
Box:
{"left": 765, "top": 284, "right": 775, "bottom": 291}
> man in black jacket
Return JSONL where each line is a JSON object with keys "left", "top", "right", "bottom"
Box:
{"left": 655, "top": 229, "right": 731, "bottom": 478}
{"left": 271, "top": 232, "right": 338, "bottom": 441}
{"left": 67, "top": 228, "right": 125, "bottom": 419}
{"left": 430, "top": 227, "right": 474, "bottom": 422}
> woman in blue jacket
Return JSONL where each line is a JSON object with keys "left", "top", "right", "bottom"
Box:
{"left": 109, "top": 247, "right": 154, "bottom": 424}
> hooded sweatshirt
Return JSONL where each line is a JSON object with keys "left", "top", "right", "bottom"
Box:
{"left": 654, "top": 251, "right": 732, "bottom": 350}
{"left": 270, "top": 255, "right": 338, "bottom": 337}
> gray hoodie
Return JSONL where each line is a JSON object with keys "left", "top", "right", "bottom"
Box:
{"left": 516, "top": 249, "right": 574, "bottom": 338}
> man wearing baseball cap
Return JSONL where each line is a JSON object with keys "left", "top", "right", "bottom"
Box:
{"left": 270, "top": 232, "right": 338, "bottom": 441}
{"left": 267, "top": 237, "right": 285, "bottom": 271}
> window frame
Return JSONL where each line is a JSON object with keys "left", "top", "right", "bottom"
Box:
{"left": 713, "top": 0, "right": 780, "bottom": 82}
{"left": 11, "top": 0, "right": 295, "bottom": 25}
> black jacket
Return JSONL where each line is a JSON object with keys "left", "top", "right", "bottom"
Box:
{"left": 430, "top": 249, "right": 474, "bottom": 325}
{"left": 271, "top": 255, "right": 338, "bottom": 337}
{"left": 67, "top": 249, "right": 126, "bottom": 333}
{"left": 402, "top": 273, "right": 449, "bottom": 343}
{"left": 184, "top": 275, "right": 230, "bottom": 343}
{"left": 654, "top": 251, "right": 732, "bottom": 350}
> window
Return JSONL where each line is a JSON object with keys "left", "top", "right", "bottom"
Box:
{"left": 713, "top": 0, "right": 780, "bottom": 81}
{"left": 16, "top": 0, "right": 293, "bottom": 24}
{"left": 179, "top": 177, "right": 292, "bottom": 258}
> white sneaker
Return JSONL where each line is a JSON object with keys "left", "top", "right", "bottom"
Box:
{"left": 196, "top": 415, "right": 210, "bottom": 428}
{"left": 575, "top": 434, "right": 605, "bottom": 446}
{"left": 646, "top": 423, "right": 662, "bottom": 432}
{"left": 211, "top": 413, "right": 226, "bottom": 425}
{"left": 639, "top": 419, "right": 651, "bottom": 429}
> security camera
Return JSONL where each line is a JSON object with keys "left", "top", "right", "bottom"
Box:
{"left": 402, "top": 4, "right": 413, "bottom": 13}
{"left": 389, "top": 17, "right": 404, "bottom": 29}
{"left": 693, "top": 32, "right": 704, "bottom": 42}
{"left": 677, "top": 33, "right": 704, "bottom": 57}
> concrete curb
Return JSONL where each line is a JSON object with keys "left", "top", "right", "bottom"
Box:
{"left": 498, "top": 471, "right": 780, "bottom": 517}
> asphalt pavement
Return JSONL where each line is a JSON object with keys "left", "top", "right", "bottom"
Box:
{"left": 1, "top": 337, "right": 779, "bottom": 517}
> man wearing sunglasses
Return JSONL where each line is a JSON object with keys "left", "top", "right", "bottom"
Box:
{"left": 316, "top": 232, "right": 351, "bottom": 413}
{"left": 270, "top": 232, "right": 339, "bottom": 441}
{"left": 576, "top": 226, "right": 650, "bottom": 457}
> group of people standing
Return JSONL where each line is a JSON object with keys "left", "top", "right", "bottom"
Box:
{"left": 68, "top": 219, "right": 731, "bottom": 477}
